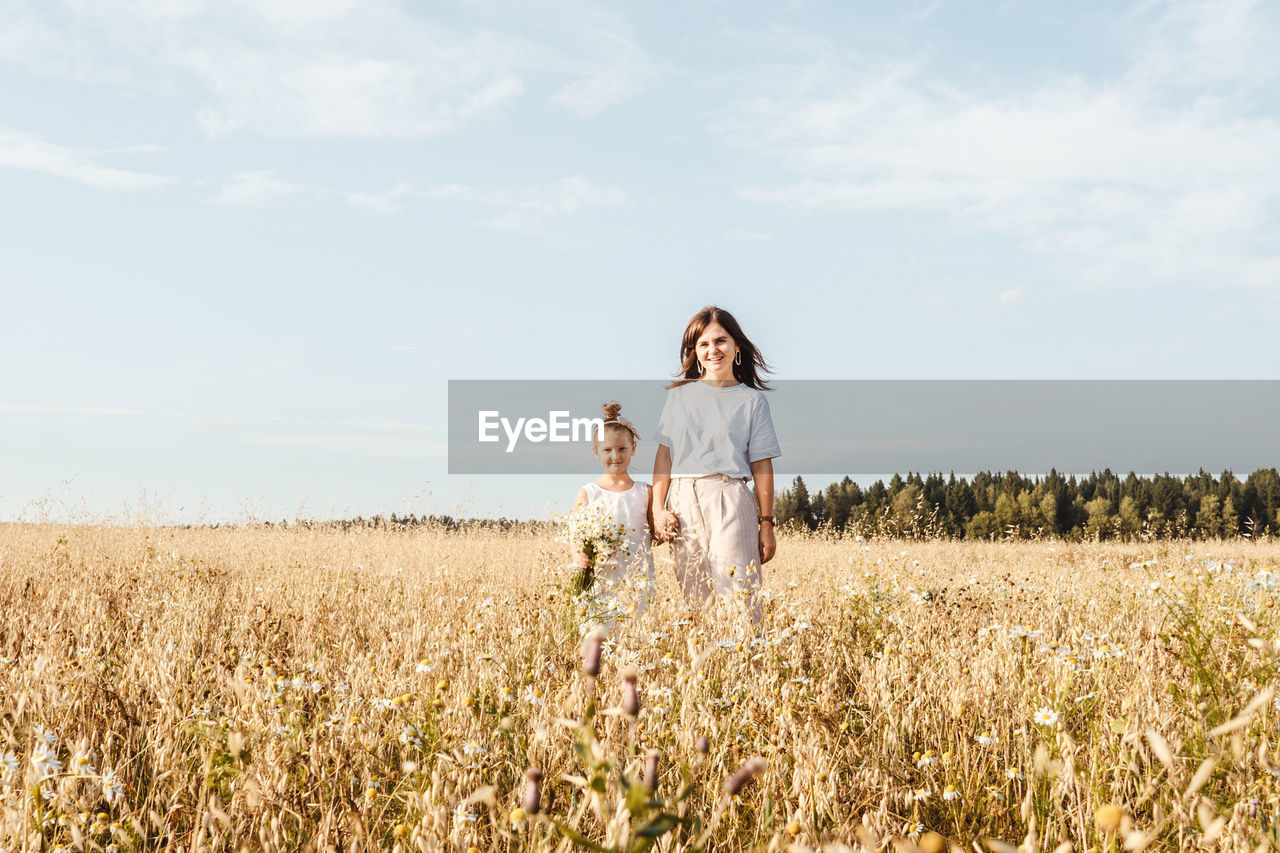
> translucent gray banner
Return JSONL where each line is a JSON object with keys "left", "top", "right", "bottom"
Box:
{"left": 447, "top": 380, "right": 1280, "bottom": 475}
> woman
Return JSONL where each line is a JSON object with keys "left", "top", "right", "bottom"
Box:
{"left": 651, "top": 306, "right": 779, "bottom": 624}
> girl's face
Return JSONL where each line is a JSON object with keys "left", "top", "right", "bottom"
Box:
{"left": 594, "top": 427, "right": 635, "bottom": 475}
{"left": 695, "top": 321, "right": 738, "bottom": 382}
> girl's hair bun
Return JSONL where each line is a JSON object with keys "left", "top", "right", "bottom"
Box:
{"left": 594, "top": 400, "right": 640, "bottom": 444}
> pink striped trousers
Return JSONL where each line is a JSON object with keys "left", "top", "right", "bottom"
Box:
{"left": 669, "top": 474, "right": 763, "bottom": 624}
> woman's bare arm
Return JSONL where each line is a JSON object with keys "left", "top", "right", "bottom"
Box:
{"left": 750, "top": 457, "right": 776, "bottom": 564}
{"left": 651, "top": 444, "right": 677, "bottom": 539}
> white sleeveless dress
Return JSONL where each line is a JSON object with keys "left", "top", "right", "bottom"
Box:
{"left": 580, "top": 481, "right": 655, "bottom": 622}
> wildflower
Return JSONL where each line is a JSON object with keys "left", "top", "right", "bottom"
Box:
{"left": 942, "top": 784, "right": 961, "bottom": 801}
{"left": 904, "top": 821, "right": 924, "bottom": 839}
{"left": 32, "top": 742, "right": 63, "bottom": 779}
{"left": 32, "top": 725, "right": 58, "bottom": 747}
{"left": 919, "top": 832, "right": 947, "bottom": 853}
{"left": 71, "top": 751, "right": 96, "bottom": 775}
{"left": 621, "top": 668, "right": 641, "bottom": 717}
{"left": 724, "top": 757, "right": 766, "bottom": 796}
{"left": 911, "top": 788, "right": 931, "bottom": 801}
{"left": 1005, "top": 769, "right": 1025, "bottom": 780}
{"left": 399, "top": 726, "right": 423, "bottom": 749}
{"left": 523, "top": 767, "right": 543, "bottom": 815}
{"left": 1095, "top": 803, "right": 1123, "bottom": 833}
{"left": 1034, "top": 708, "right": 1060, "bottom": 726}
{"left": 915, "top": 750, "right": 936, "bottom": 767}
{"left": 1251, "top": 570, "right": 1277, "bottom": 591}
{"left": 523, "top": 685, "right": 544, "bottom": 706}
{"left": 100, "top": 768, "right": 124, "bottom": 804}
{"left": 582, "top": 629, "right": 605, "bottom": 678}
{"left": 273, "top": 726, "right": 291, "bottom": 738}
{"left": 643, "top": 749, "right": 660, "bottom": 791}
{"left": 461, "top": 740, "right": 486, "bottom": 756}
{"left": 976, "top": 731, "right": 998, "bottom": 746}
{"left": 649, "top": 686, "right": 673, "bottom": 701}
{"left": 0, "top": 751, "right": 19, "bottom": 780}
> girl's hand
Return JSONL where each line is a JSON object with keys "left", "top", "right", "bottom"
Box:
{"left": 759, "top": 523, "right": 776, "bottom": 564}
{"left": 654, "top": 508, "right": 679, "bottom": 541}
{"left": 574, "top": 552, "right": 591, "bottom": 570}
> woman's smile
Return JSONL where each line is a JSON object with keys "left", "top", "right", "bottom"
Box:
{"left": 696, "top": 321, "right": 738, "bottom": 382}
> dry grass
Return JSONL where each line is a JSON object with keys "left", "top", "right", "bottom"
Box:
{"left": 1, "top": 523, "right": 1278, "bottom": 852}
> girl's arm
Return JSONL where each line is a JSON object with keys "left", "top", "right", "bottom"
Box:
{"left": 750, "top": 457, "right": 776, "bottom": 564}
{"left": 645, "top": 484, "right": 658, "bottom": 546}
{"left": 651, "top": 444, "right": 678, "bottom": 539}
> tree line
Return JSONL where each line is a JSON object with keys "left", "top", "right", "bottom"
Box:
{"left": 772, "top": 469, "right": 1280, "bottom": 540}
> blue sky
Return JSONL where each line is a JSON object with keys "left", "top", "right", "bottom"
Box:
{"left": 2, "top": 0, "right": 1278, "bottom": 522}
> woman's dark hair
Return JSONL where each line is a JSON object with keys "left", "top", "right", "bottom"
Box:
{"left": 668, "top": 306, "right": 772, "bottom": 390}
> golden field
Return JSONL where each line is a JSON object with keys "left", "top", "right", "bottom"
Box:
{"left": 2, "top": 523, "right": 1279, "bottom": 852}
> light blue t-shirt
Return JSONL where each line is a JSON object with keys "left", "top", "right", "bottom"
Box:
{"left": 652, "top": 381, "right": 781, "bottom": 478}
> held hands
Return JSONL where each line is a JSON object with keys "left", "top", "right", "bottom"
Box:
{"left": 654, "top": 508, "right": 679, "bottom": 542}
{"left": 759, "top": 522, "right": 776, "bottom": 564}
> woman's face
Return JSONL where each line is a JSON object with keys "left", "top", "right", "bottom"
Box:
{"left": 695, "top": 321, "right": 738, "bottom": 382}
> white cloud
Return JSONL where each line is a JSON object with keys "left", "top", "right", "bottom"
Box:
{"left": 551, "top": 67, "right": 649, "bottom": 117}
{"left": 4, "top": 0, "right": 660, "bottom": 138}
{"left": 206, "top": 171, "right": 629, "bottom": 244}
{"left": 0, "top": 126, "right": 173, "bottom": 190}
{"left": 724, "top": 1, "right": 1280, "bottom": 293}
{"left": 212, "top": 170, "right": 310, "bottom": 205}
{"left": 4, "top": 0, "right": 533, "bottom": 140}
{"left": 423, "top": 176, "right": 630, "bottom": 242}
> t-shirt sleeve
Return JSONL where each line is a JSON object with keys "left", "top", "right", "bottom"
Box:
{"left": 747, "top": 394, "right": 781, "bottom": 463}
{"left": 652, "top": 390, "right": 675, "bottom": 447}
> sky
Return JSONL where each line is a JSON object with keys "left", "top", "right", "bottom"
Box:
{"left": 2, "top": 0, "right": 1278, "bottom": 523}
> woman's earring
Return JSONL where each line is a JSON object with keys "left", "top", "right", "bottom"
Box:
{"left": 698, "top": 361, "right": 705, "bottom": 375}
{"left": 734, "top": 351, "right": 742, "bottom": 366}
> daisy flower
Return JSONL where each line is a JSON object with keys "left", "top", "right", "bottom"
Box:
{"left": 70, "top": 751, "right": 96, "bottom": 775}
{"left": 100, "top": 767, "right": 124, "bottom": 804}
{"left": 942, "top": 784, "right": 961, "bottom": 801}
{"left": 32, "top": 742, "right": 63, "bottom": 779}
{"left": 1034, "top": 708, "right": 1059, "bottom": 726}
{"left": 975, "top": 731, "right": 998, "bottom": 746}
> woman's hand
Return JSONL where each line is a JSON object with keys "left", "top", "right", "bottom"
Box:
{"left": 759, "top": 522, "right": 776, "bottom": 564}
{"left": 574, "top": 552, "right": 591, "bottom": 570}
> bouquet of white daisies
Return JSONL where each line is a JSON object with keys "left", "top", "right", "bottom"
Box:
{"left": 554, "top": 502, "right": 628, "bottom": 593}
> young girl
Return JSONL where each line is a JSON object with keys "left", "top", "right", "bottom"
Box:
{"left": 571, "top": 402, "right": 655, "bottom": 627}
{"left": 651, "top": 306, "right": 779, "bottom": 624}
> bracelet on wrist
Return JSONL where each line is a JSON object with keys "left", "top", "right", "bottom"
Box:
{"left": 758, "top": 515, "right": 774, "bottom": 526}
